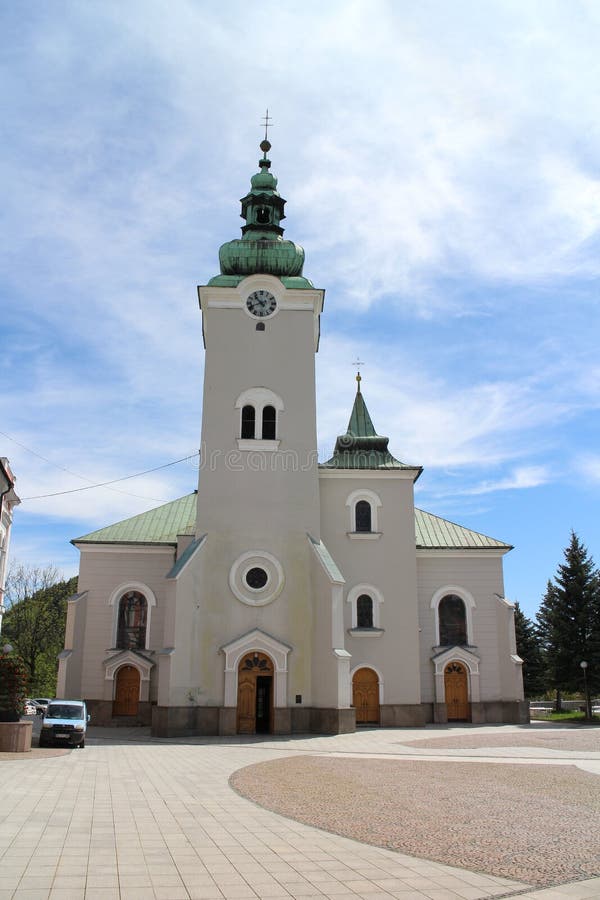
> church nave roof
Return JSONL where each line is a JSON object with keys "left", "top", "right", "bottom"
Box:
{"left": 73, "top": 491, "right": 510, "bottom": 551}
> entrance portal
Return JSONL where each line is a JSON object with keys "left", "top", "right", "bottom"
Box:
{"left": 352, "top": 667, "right": 380, "bottom": 724}
{"left": 113, "top": 665, "right": 140, "bottom": 716}
{"left": 237, "top": 652, "right": 274, "bottom": 734}
{"left": 444, "top": 661, "right": 470, "bottom": 720}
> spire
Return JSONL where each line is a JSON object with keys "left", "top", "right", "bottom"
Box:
{"left": 207, "top": 117, "right": 313, "bottom": 288}
{"left": 347, "top": 377, "right": 377, "bottom": 438}
{"left": 322, "top": 377, "right": 417, "bottom": 471}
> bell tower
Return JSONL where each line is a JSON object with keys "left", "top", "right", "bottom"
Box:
{"left": 161, "top": 134, "right": 341, "bottom": 736}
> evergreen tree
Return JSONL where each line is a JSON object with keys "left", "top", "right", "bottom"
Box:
{"left": 536, "top": 532, "right": 600, "bottom": 699}
{"left": 514, "top": 601, "right": 545, "bottom": 697}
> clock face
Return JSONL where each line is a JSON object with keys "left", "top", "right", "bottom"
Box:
{"left": 246, "top": 290, "right": 277, "bottom": 317}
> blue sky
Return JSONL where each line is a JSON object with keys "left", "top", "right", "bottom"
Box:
{"left": 2, "top": 0, "right": 599, "bottom": 620}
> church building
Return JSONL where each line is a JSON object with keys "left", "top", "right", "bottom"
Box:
{"left": 58, "top": 138, "right": 527, "bottom": 735}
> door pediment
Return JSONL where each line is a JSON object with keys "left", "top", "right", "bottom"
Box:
{"left": 103, "top": 649, "right": 154, "bottom": 681}
{"left": 431, "top": 645, "right": 479, "bottom": 675}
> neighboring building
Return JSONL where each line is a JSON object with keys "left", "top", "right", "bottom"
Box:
{"left": 0, "top": 458, "right": 20, "bottom": 636}
{"left": 59, "top": 139, "right": 527, "bottom": 734}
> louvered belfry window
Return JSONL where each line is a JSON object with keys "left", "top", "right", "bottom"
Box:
{"left": 241, "top": 405, "right": 255, "bottom": 439}
{"left": 262, "top": 405, "right": 277, "bottom": 440}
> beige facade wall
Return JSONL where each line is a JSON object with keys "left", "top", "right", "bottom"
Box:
{"left": 416, "top": 552, "right": 522, "bottom": 703}
{"left": 72, "top": 546, "right": 174, "bottom": 702}
{"left": 319, "top": 472, "right": 421, "bottom": 706}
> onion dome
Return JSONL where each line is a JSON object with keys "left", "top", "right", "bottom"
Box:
{"left": 208, "top": 139, "right": 313, "bottom": 288}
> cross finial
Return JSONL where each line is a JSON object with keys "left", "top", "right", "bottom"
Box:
{"left": 261, "top": 109, "right": 273, "bottom": 142}
{"left": 352, "top": 357, "right": 364, "bottom": 392}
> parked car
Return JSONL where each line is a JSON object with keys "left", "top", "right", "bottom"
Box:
{"left": 33, "top": 698, "right": 52, "bottom": 716}
{"left": 23, "top": 700, "right": 39, "bottom": 716}
{"left": 39, "top": 700, "right": 90, "bottom": 748}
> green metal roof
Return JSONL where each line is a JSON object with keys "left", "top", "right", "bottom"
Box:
{"left": 415, "top": 508, "right": 512, "bottom": 550}
{"left": 73, "top": 492, "right": 509, "bottom": 552}
{"left": 308, "top": 535, "right": 345, "bottom": 583}
{"left": 72, "top": 493, "right": 197, "bottom": 546}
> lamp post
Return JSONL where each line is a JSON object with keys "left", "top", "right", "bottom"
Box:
{"left": 580, "top": 661, "right": 592, "bottom": 721}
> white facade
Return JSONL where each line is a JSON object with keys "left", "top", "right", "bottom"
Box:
{"left": 62, "top": 147, "right": 527, "bottom": 734}
{"left": 0, "top": 458, "right": 20, "bottom": 637}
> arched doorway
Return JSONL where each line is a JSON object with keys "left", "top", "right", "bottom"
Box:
{"left": 237, "top": 652, "right": 274, "bottom": 734}
{"left": 113, "top": 665, "right": 140, "bottom": 717}
{"left": 444, "top": 661, "right": 470, "bottom": 721}
{"left": 352, "top": 667, "right": 380, "bottom": 724}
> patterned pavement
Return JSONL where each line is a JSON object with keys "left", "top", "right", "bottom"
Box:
{"left": 0, "top": 722, "right": 599, "bottom": 899}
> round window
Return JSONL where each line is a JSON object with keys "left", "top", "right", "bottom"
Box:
{"left": 245, "top": 567, "right": 268, "bottom": 590}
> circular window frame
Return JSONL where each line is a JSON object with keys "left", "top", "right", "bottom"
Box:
{"left": 229, "top": 551, "right": 284, "bottom": 606}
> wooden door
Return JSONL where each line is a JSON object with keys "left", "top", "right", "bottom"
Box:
{"left": 113, "top": 665, "right": 140, "bottom": 716}
{"left": 352, "top": 667, "right": 380, "bottom": 724}
{"left": 444, "top": 661, "right": 470, "bottom": 720}
{"left": 237, "top": 653, "right": 274, "bottom": 734}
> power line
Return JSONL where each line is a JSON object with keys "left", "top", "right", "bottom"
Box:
{"left": 0, "top": 430, "right": 199, "bottom": 501}
{"left": 20, "top": 453, "right": 199, "bottom": 500}
{"left": 21, "top": 453, "right": 199, "bottom": 500}
{"left": 0, "top": 428, "right": 171, "bottom": 502}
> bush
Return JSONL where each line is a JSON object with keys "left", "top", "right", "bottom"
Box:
{"left": 0, "top": 652, "right": 29, "bottom": 722}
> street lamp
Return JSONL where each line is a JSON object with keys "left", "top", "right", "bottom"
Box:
{"left": 580, "top": 661, "right": 592, "bottom": 720}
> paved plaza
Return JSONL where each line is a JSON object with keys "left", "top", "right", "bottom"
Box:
{"left": 1, "top": 723, "right": 600, "bottom": 900}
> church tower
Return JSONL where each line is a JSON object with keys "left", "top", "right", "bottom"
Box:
{"left": 154, "top": 137, "right": 354, "bottom": 735}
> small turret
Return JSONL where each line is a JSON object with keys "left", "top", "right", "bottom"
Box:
{"left": 322, "top": 374, "right": 420, "bottom": 472}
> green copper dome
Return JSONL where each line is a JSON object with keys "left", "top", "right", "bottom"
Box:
{"left": 208, "top": 139, "right": 313, "bottom": 288}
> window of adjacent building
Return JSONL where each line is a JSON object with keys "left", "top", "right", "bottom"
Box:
{"left": 356, "top": 594, "right": 374, "bottom": 628}
{"left": 116, "top": 591, "right": 148, "bottom": 650}
{"left": 439, "top": 594, "right": 468, "bottom": 646}
{"left": 241, "top": 405, "right": 256, "bottom": 439}
{"left": 355, "top": 500, "right": 372, "bottom": 532}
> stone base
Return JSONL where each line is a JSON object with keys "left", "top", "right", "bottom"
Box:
{"left": 152, "top": 705, "right": 220, "bottom": 737}
{"left": 151, "top": 705, "right": 356, "bottom": 737}
{"left": 0, "top": 721, "right": 32, "bottom": 752}
{"left": 380, "top": 704, "right": 429, "bottom": 727}
{"left": 309, "top": 707, "right": 356, "bottom": 734}
{"left": 471, "top": 700, "right": 530, "bottom": 724}
{"left": 86, "top": 699, "right": 153, "bottom": 727}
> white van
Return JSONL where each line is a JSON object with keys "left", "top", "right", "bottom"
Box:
{"left": 39, "top": 700, "right": 90, "bottom": 748}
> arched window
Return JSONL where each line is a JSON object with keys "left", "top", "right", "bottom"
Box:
{"left": 355, "top": 500, "right": 372, "bottom": 532}
{"left": 241, "top": 405, "right": 255, "bottom": 439}
{"left": 356, "top": 594, "right": 374, "bottom": 628}
{"left": 236, "top": 388, "right": 284, "bottom": 449}
{"left": 347, "top": 584, "right": 384, "bottom": 633}
{"left": 255, "top": 206, "right": 271, "bottom": 224}
{"left": 116, "top": 591, "right": 148, "bottom": 650}
{"left": 262, "top": 405, "right": 277, "bottom": 440}
{"left": 439, "top": 594, "right": 468, "bottom": 646}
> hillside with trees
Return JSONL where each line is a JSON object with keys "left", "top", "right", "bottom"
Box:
{"left": 2, "top": 564, "right": 77, "bottom": 696}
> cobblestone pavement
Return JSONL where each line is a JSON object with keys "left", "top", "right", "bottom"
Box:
{"left": 0, "top": 723, "right": 599, "bottom": 899}
{"left": 232, "top": 755, "right": 600, "bottom": 887}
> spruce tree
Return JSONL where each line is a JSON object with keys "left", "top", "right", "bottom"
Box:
{"left": 536, "top": 532, "right": 600, "bottom": 699}
{"left": 514, "top": 601, "right": 544, "bottom": 697}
